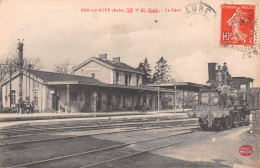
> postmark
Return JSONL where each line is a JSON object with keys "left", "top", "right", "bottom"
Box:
{"left": 239, "top": 145, "right": 253, "bottom": 156}
{"left": 185, "top": 2, "right": 216, "bottom": 19}
{"left": 221, "top": 4, "right": 256, "bottom": 46}
{"left": 238, "top": 45, "right": 259, "bottom": 58}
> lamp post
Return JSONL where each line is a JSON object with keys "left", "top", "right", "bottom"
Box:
{"left": 93, "top": 92, "right": 97, "bottom": 118}
{"left": 174, "top": 85, "right": 177, "bottom": 114}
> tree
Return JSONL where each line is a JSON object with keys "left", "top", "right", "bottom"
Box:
{"left": 137, "top": 57, "right": 152, "bottom": 84}
{"left": 153, "top": 56, "right": 174, "bottom": 83}
{"left": 0, "top": 55, "right": 42, "bottom": 79}
{"left": 54, "top": 59, "right": 73, "bottom": 74}
{"left": 23, "top": 57, "right": 42, "bottom": 70}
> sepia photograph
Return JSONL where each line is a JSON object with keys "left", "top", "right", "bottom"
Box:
{"left": 0, "top": 0, "right": 259, "bottom": 167}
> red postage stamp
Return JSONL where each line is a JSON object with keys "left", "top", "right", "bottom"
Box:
{"left": 221, "top": 4, "right": 255, "bottom": 46}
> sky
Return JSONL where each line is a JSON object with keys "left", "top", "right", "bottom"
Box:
{"left": 0, "top": 0, "right": 259, "bottom": 86}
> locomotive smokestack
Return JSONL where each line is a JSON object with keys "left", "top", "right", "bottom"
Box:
{"left": 208, "top": 63, "right": 217, "bottom": 81}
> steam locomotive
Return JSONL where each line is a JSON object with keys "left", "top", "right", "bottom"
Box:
{"left": 187, "top": 62, "right": 259, "bottom": 130}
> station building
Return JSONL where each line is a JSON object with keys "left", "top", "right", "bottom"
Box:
{"left": 0, "top": 54, "right": 173, "bottom": 113}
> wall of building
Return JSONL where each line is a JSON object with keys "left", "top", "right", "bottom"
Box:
{"left": 73, "top": 60, "right": 113, "bottom": 84}
{"left": 73, "top": 60, "right": 143, "bottom": 86}
{"left": 51, "top": 84, "right": 159, "bottom": 113}
{"left": 50, "top": 85, "right": 95, "bottom": 113}
{"left": 2, "top": 75, "right": 25, "bottom": 108}
{"left": 113, "top": 70, "right": 143, "bottom": 86}
{"left": 68, "top": 86, "right": 91, "bottom": 112}
{"left": 1, "top": 75, "right": 163, "bottom": 113}
{"left": 1, "top": 73, "right": 48, "bottom": 112}
{"left": 1, "top": 70, "right": 157, "bottom": 113}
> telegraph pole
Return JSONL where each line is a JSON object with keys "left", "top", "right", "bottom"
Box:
{"left": 17, "top": 39, "right": 24, "bottom": 114}
{"left": 157, "top": 87, "right": 160, "bottom": 111}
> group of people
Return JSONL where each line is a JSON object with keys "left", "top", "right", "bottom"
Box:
{"left": 17, "top": 101, "right": 34, "bottom": 113}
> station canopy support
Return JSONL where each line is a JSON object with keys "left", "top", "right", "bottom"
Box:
{"left": 146, "top": 82, "right": 204, "bottom": 113}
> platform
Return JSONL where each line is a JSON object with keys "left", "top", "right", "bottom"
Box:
{"left": 0, "top": 109, "right": 192, "bottom": 128}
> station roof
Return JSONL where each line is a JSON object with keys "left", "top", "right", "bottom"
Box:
{"left": 73, "top": 57, "right": 143, "bottom": 74}
{"left": 27, "top": 70, "right": 172, "bottom": 93}
{"left": 0, "top": 69, "right": 176, "bottom": 93}
{"left": 232, "top": 77, "right": 254, "bottom": 83}
{"left": 146, "top": 82, "right": 205, "bottom": 92}
{"left": 29, "top": 70, "right": 103, "bottom": 83}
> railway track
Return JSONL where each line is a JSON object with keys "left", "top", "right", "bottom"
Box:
{"left": 0, "top": 123, "right": 199, "bottom": 146}
{"left": 0, "top": 116, "right": 189, "bottom": 130}
{"left": 81, "top": 134, "right": 204, "bottom": 168}
{"left": 0, "top": 116, "right": 184, "bottom": 130}
{"left": 0, "top": 118, "right": 197, "bottom": 138}
{"left": 7, "top": 128, "right": 203, "bottom": 168}
{"left": 0, "top": 126, "right": 199, "bottom": 155}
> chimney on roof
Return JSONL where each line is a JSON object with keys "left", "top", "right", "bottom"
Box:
{"left": 113, "top": 57, "right": 120, "bottom": 63}
{"left": 99, "top": 54, "right": 107, "bottom": 61}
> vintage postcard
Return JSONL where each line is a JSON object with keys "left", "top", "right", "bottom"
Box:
{"left": 0, "top": 0, "right": 259, "bottom": 167}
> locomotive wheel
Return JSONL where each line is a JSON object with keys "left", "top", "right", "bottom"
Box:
{"left": 244, "top": 121, "right": 250, "bottom": 126}
{"left": 232, "top": 115, "right": 239, "bottom": 128}
{"left": 214, "top": 119, "right": 223, "bottom": 131}
{"left": 223, "top": 116, "right": 232, "bottom": 130}
{"left": 214, "top": 125, "right": 223, "bottom": 131}
{"left": 218, "top": 124, "right": 223, "bottom": 131}
{"left": 199, "top": 118, "right": 208, "bottom": 131}
{"left": 200, "top": 124, "right": 208, "bottom": 131}
{"left": 244, "top": 115, "right": 250, "bottom": 126}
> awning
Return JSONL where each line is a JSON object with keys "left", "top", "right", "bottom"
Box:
{"left": 146, "top": 82, "right": 204, "bottom": 92}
